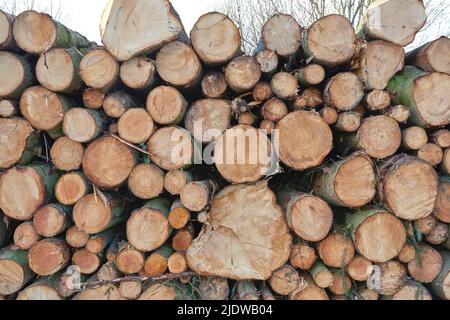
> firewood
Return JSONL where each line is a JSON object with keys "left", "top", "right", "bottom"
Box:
{"left": 329, "top": 271, "right": 351, "bottom": 295}
{"left": 324, "top": 72, "right": 364, "bottom": 112}
{"left": 50, "top": 137, "right": 84, "bottom": 171}
{"left": 385, "top": 105, "right": 410, "bottom": 124}
{"left": 225, "top": 56, "right": 261, "bottom": 93}
{"left": 63, "top": 108, "right": 108, "bottom": 143}
{"left": 72, "top": 249, "right": 101, "bottom": 275}
{"left": 164, "top": 170, "right": 192, "bottom": 196}
{"left": 201, "top": 72, "right": 228, "bottom": 98}
{"left": 407, "top": 244, "right": 442, "bottom": 283}
{"left": 128, "top": 164, "right": 164, "bottom": 200}
{"left": 253, "top": 82, "right": 273, "bottom": 102}
{"left": 289, "top": 240, "right": 317, "bottom": 270}
{"left": 364, "top": 90, "right": 391, "bottom": 112}
{"left": 82, "top": 88, "right": 105, "bottom": 110}
{"left": 415, "top": 143, "right": 443, "bottom": 166}
{"left": 309, "top": 261, "right": 333, "bottom": 288}
{"left": 28, "top": 238, "right": 70, "bottom": 276}
{"left": 256, "top": 49, "right": 279, "bottom": 76}
{"left": 262, "top": 14, "right": 302, "bottom": 58}
{"left": 119, "top": 281, "right": 142, "bottom": 300}
{"left": 33, "top": 204, "right": 72, "bottom": 238}
{"left": 55, "top": 172, "right": 91, "bottom": 205}
{"left": 167, "top": 251, "right": 188, "bottom": 274}
{"left": 103, "top": 91, "right": 136, "bottom": 119}
{"left": 13, "top": 222, "right": 40, "bottom": 250}
{"left": 65, "top": 226, "right": 89, "bottom": 249}
{"left": 16, "top": 276, "right": 62, "bottom": 300}
{"left": 146, "top": 86, "right": 187, "bottom": 126}
{"left": 80, "top": 49, "right": 119, "bottom": 91}
{"left": 297, "top": 64, "right": 325, "bottom": 87}
{"left": 402, "top": 126, "right": 428, "bottom": 150}
{"left": 172, "top": 224, "right": 195, "bottom": 251}
{"left": 269, "top": 265, "right": 300, "bottom": 295}
{"left": 346, "top": 256, "right": 372, "bottom": 282}
{"left": 270, "top": 72, "right": 298, "bottom": 100}
{"left": 120, "top": 57, "right": 157, "bottom": 91}
{"left": 335, "top": 111, "right": 361, "bottom": 133}
{"left": 0, "top": 10, "right": 16, "bottom": 51}
{"left": 317, "top": 233, "right": 355, "bottom": 268}
{"left": 85, "top": 227, "right": 118, "bottom": 255}
{"left": 261, "top": 97, "right": 288, "bottom": 122}
{"left": 388, "top": 281, "right": 431, "bottom": 300}
{"left": 0, "top": 100, "right": 18, "bottom": 117}
{"left": 0, "top": 52, "right": 34, "bottom": 100}
{"left": 410, "top": 36, "right": 450, "bottom": 75}
{"left": 431, "top": 251, "right": 450, "bottom": 300}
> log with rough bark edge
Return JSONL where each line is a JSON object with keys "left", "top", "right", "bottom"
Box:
{"left": 144, "top": 245, "right": 172, "bottom": 276}
{"left": 385, "top": 105, "right": 410, "bottom": 124}
{"left": 50, "top": 137, "right": 84, "bottom": 171}
{"left": 268, "top": 265, "right": 300, "bottom": 296}
{"left": 256, "top": 49, "right": 278, "bottom": 76}
{"left": 360, "top": 0, "right": 426, "bottom": 46}
{"left": 148, "top": 126, "right": 193, "bottom": 171}
{"left": 139, "top": 280, "right": 196, "bottom": 300}
{"left": 63, "top": 108, "right": 108, "bottom": 143}
{"left": 146, "top": 86, "right": 187, "bottom": 126}
{"left": 82, "top": 135, "right": 136, "bottom": 189}
{"left": 164, "top": 170, "right": 192, "bottom": 196}
{"left": 398, "top": 243, "right": 416, "bottom": 263}
{"left": 278, "top": 191, "right": 333, "bottom": 242}
{"left": 33, "top": 204, "right": 72, "bottom": 238}
{"left": 313, "top": 152, "right": 376, "bottom": 208}
{"left": 320, "top": 107, "right": 338, "bottom": 125}
{"left": 180, "top": 180, "right": 217, "bottom": 212}
{"left": 20, "top": 86, "right": 72, "bottom": 138}
{"left": 309, "top": 261, "right": 333, "bottom": 288}
{"left": 191, "top": 12, "right": 240, "bottom": 66}
{"left": 55, "top": 172, "right": 91, "bottom": 206}
{"left": 0, "top": 10, "right": 15, "bottom": 51}
{"left": 72, "top": 249, "right": 101, "bottom": 275}
{"left": 187, "top": 182, "right": 291, "bottom": 280}
{"left": 431, "top": 130, "right": 450, "bottom": 149}
{"left": 128, "top": 164, "right": 164, "bottom": 200}
{"left": 277, "top": 111, "right": 333, "bottom": 171}
{"left": 65, "top": 226, "right": 89, "bottom": 249}
{"left": 347, "top": 209, "right": 407, "bottom": 263}
{"left": 434, "top": 177, "right": 450, "bottom": 223}
{"left": 262, "top": 14, "right": 302, "bottom": 58}
{"left": 80, "top": 49, "right": 119, "bottom": 91}
{"left": 0, "top": 118, "right": 41, "bottom": 169}
{"left": 386, "top": 280, "right": 432, "bottom": 300}
{"left": 290, "top": 240, "right": 317, "bottom": 270}
{"left": 355, "top": 40, "right": 405, "bottom": 90}
{"left": 260, "top": 120, "right": 275, "bottom": 135}
{"left": 172, "top": 224, "right": 195, "bottom": 251}
{"left": 407, "top": 244, "right": 442, "bottom": 283}
{"left": 346, "top": 256, "right": 372, "bottom": 282}
{"left": 372, "top": 260, "right": 407, "bottom": 296}
{"left": 431, "top": 251, "right": 450, "bottom": 300}
{"left": 324, "top": 72, "right": 364, "bottom": 112}
{"left": 402, "top": 126, "right": 428, "bottom": 150}
{"left": 13, "top": 222, "right": 40, "bottom": 250}
{"left": 156, "top": 41, "right": 202, "bottom": 89}
{"left": 97, "top": 261, "right": 121, "bottom": 281}
{"left": 225, "top": 56, "right": 261, "bottom": 93}
{"left": 16, "top": 277, "right": 62, "bottom": 300}
{"left": 364, "top": 90, "right": 391, "bottom": 111}
{"left": 388, "top": 66, "right": 450, "bottom": 128}
{"left": 73, "top": 192, "right": 125, "bottom": 235}
{"left": 339, "top": 115, "right": 401, "bottom": 159}
{"left": 238, "top": 112, "right": 256, "bottom": 126}
{"left": 414, "top": 215, "right": 437, "bottom": 235}
{"left": 303, "top": 14, "right": 356, "bottom": 67}
{"left": 115, "top": 244, "right": 145, "bottom": 275}
{"left": 379, "top": 155, "right": 439, "bottom": 220}
{"left": 415, "top": 143, "right": 443, "bottom": 167}
{"left": 253, "top": 82, "right": 273, "bottom": 102}
{"left": 168, "top": 251, "right": 188, "bottom": 274}
{"left": 82, "top": 88, "right": 105, "bottom": 110}
{"left": 294, "top": 87, "right": 324, "bottom": 109}
{"left": 0, "top": 100, "right": 18, "bottom": 117}
{"left": 127, "top": 199, "right": 172, "bottom": 252}
{"left": 201, "top": 72, "right": 228, "bottom": 98}
{"left": 0, "top": 164, "right": 59, "bottom": 221}
{"left": 0, "top": 52, "right": 34, "bottom": 100}
{"left": 0, "top": 245, "right": 34, "bottom": 296}
{"left": 36, "top": 48, "right": 83, "bottom": 93}
{"left": 100, "top": 0, "right": 185, "bottom": 62}
{"left": 119, "top": 281, "right": 142, "bottom": 300}
{"left": 335, "top": 112, "right": 361, "bottom": 133}
{"left": 120, "top": 57, "right": 157, "bottom": 91}
{"left": 410, "top": 36, "right": 450, "bottom": 75}
{"left": 168, "top": 200, "right": 190, "bottom": 230}
{"left": 86, "top": 227, "right": 117, "bottom": 255}
{"left": 54, "top": 272, "right": 86, "bottom": 299}
{"left": 28, "top": 238, "right": 70, "bottom": 276}
{"left": 185, "top": 99, "right": 231, "bottom": 144}
{"left": 12, "top": 10, "right": 91, "bottom": 54}
{"left": 329, "top": 271, "right": 351, "bottom": 295}
{"left": 73, "top": 282, "right": 122, "bottom": 300}
{"left": 261, "top": 97, "right": 288, "bottom": 122}
{"left": 214, "top": 125, "right": 272, "bottom": 184}
{"left": 297, "top": 64, "right": 325, "bottom": 87}
{"left": 443, "top": 149, "right": 450, "bottom": 174}
{"left": 425, "top": 222, "right": 448, "bottom": 245}
{"left": 317, "top": 233, "right": 355, "bottom": 268}
{"left": 197, "top": 277, "right": 229, "bottom": 300}
{"left": 270, "top": 72, "right": 298, "bottom": 101}
{"left": 103, "top": 91, "right": 136, "bottom": 119}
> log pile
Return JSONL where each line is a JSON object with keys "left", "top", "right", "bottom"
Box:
{"left": 0, "top": 0, "right": 449, "bottom": 300}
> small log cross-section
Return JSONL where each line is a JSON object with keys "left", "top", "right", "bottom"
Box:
{"left": 262, "top": 14, "right": 302, "bottom": 57}
{"left": 187, "top": 182, "right": 292, "bottom": 280}
{"left": 80, "top": 49, "right": 119, "bottom": 91}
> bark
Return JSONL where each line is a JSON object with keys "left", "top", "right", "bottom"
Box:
{"left": 0, "top": 52, "right": 34, "bottom": 100}
{"left": 80, "top": 49, "right": 119, "bottom": 91}
{"left": 50, "top": 137, "right": 84, "bottom": 171}
{"left": 197, "top": 277, "right": 229, "bottom": 300}
{"left": 233, "top": 281, "right": 259, "bottom": 300}
{"left": 146, "top": 86, "right": 187, "bottom": 126}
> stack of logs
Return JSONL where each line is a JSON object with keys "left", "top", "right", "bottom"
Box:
{"left": 0, "top": 0, "right": 449, "bottom": 300}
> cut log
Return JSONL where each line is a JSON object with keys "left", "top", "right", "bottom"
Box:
{"left": 72, "top": 249, "right": 101, "bottom": 275}
{"left": 317, "top": 233, "right": 355, "bottom": 268}
{"left": 119, "top": 281, "right": 142, "bottom": 300}
{"left": 214, "top": 125, "right": 272, "bottom": 184}
{"left": 269, "top": 265, "right": 300, "bottom": 295}
{"left": 379, "top": 155, "right": 439, "bottom": 220}
{"left": 256, "top": 49, "right": 278, "bottom": 76}
{"left": 434, "top": 177, "right": 450, "bottom": 223}
{"left": 0, "top": 212, "right": 13, "bottom": 248}
{"left": 13, "top": 10, "right": 91, "bottom": 54}
{"left": 128, "top": 163, "right": 164, "bottom": 200}
{"left": 0, "top": 164, "right": 59, "bottom": 221}
{"left": 431, "top": 251, "right": 450, "bottom": 300}
{"left": 425, "top": 222, "right": 448, "bottom": 245}
{"left": 260, "top": 120, "right": 275, "bottom": 135}
{"left": 50, "top": 137, "right": 84, "bottom": 172}
{"left": 120, "top": 57, "right": 157, "bottom": 91}
{"left": 415, "top": 143, "right": 443, "bottom": 167}
{"left": 347, "top": 209, "right": 407, "bottom": 263}
{"left": 270, "top": 72, "right": 298, "bottom": 100}
{"left": 385, "top": 105, "right": 410, "bottom": 124}
{"left": 172, "top": 224, "right": 195, "bottom": 251}
{"left": 73, "top": 282, "right": 122, "bottom": 300}
{"left": 0, "top": 100, "right": 18, "bottom": 117}
{"left": 36, "top": 48, "right": 83, "bottom": 93}
{"left": 82, "top": 135, "right": 136, "bottom": 189}
{"left": 73, "top": 192, "right": 125, "bottom": 234}
{"left": 180, "top": 180, "right": 217, "bottom": 212}
{"left": 13, "top": 222, "right": 40, "bottom": 250}
{"left": 148, "top": 126, "right": 193, "bottom": 171}
{"left": 410, "top": 36, "right": 450, "bottom": 75}
{"left": 373, "top": 260, "right": 406, "bottom": 296}
{"left": 103, "top": 91, "right": 136, "bottom": 119}
{"left": 86, "top": 227, "right": 118, "bottom": 255}
{"left": 289, "top": 282, "right": 329, "bottom": 300}
{"left": 309, "top": 261, "right": 333, "bottom": 288}
{"left": 387, "top": 66, "right": 450, "bottom": 128}
{"left": 339, "top": 115, "right": 401, "bottom": 159}
{"left": 80, "top": 49, "right": 119, "bottom": 90}
{"left": 97, "top": 261, "right": 121, "bottom": 281}
{"left": 115, "top": 243, "right": 145, "bottom": 275}
{"left": 184, "top": 99, "right": 231, "bottom": 144}
{"left": 146, "top": 86, "right": 187, "bottom": 126}
{"left": 364, "top": 90, "right": 391, "bottom": 111}
{"left": 168, "top": 200, "right": 191, "bottom": 230}
{"left": 225, "top": 56, "right": 261, "bottom": 93}
{"left": 127, "top": 199, "right": 172, "bottom": 252}
{"left": 17, "top": 277, "right": 62, "bottom": 300}
{"left": 201, "top": 72, "right": 228, "bottom": 98}
{"left": 261, "top": 97, "right": 288, "bottom": 122}
{"left": 294, "top": 87, "right": 324, "bottom": 109}
{"left": 33, "top": 204, "right": 72, "bottom": 237}
{"left": 198, "top": 277, "right": 229, "bottom": 300}
{"left": 0, "top": 246, "right": 34, "bottom": 296}
{"left": 168, "top": 252, "right": 188, "bottom": 274}
{"left": 139, "top": 281, "right": 195, "bottom": 300}
{"left": 297, "top": 64, "right": 325, "bottom": 87}
{"left": 414, "top": 215, "right": 437, "bottom": 235}
{"left": 262, "top": 14, "right": 302, "bottom": 57}
{"left": 278, "top": 191, "right": 333, "bottom": 242}
{"left": 28, "top": 238, "right": 70, "bottom": 276}
{"left": 233, "top": 281, "right": 258, "bottom": 300}
{"left": 302, "top": 14, "right": 356, "bottom": 67}
{"left": 63, "top": 108, "right": 108, "bottom": 143}
{"left": 55, "top": 172, "right": 91, "bottom": 205}
{"left": 335, "top": 112, "right": 361, "bottom": 133}
{"left": 346, "top": 256, "right": 372, "bottom": 282}
{"left": 329, "top": 271, "right": 351, "bottom": 295}
{"left": 360, "top": 0, "right": 427, "bottom": 46}
{"left": 0, "top": 52, "right": 34, "bottom": 100}
{"left": 402, "top": 126, "right": 428, "bottom": 150}
{"left": 156, "top": 41, "right": 202, "bottom": 89}
{"left": 100, "top": 0, "right": 185, "bottom": 61}
{"left": 314, "top": 152, "right": 376, "bottom": 208}
{"left": 238, "top": 112, "right": 256, "bottom": 126}
{"left": 0, "top": 118, "right": 41, "bottom": 169}
{"left": 388, "top": 281, "right": 432, "bottom": 300}
{"left": 0, "top": 10, "right": 16, "bottom": 51}
{"left": 253, "top": 82, "right": 273, "bottom": 102}
{"left": 324, "top": 72, "right": 364, "bottom": 112}
{"left": 143, "top": 245, "right": 172, "bottom": 277}
{"left": 398, "top": 243, "right": 416, "bottom": 263}
{"left": 277, "top": 111, "right": 333, "bottom": 170}
{"left": 443, "top": 149, "right": 450, "bottom": 174}
{"left": 407, "top": 244, "right": 442, "bottom": 283}
{"left": 290, "top": 240, "right": 317, "bottom": 270}
{"left": 191, "top": 12, "right": 240, "bottom": 66}
{"left": 187, "top": 182, "right": 292, "bottom": 280}
{"left": 355, "top": 40, "right": 405, "bottom": 90}
{"left": 357, "top": 286, "right": 379, "bottom": 301}
{"left": 320, "top": 107, "right": 338, "bottom": 125}
{"left": 65, "top": 226, "right": 89, "bottom": 249}
{"left": 164, "top": 170, "right": 192, "bottom": 196}
{"left": 82, "top": 88, "right": 105, "bottom": 110}
{"left": 431, "top": 130, "right": 450, "bottom": 149}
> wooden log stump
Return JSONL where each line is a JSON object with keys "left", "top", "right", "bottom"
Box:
{"left": 297, "top": 64, "right": 325, "bottom": 87}
{"left": 120, "top": 57, "right": 157, "bottom": 91}
{"left": 225, "top": 56, "right": 261, "bottom": 93}
{"left": 269, "top": 265, "right": 300, "bottom": 295}
{"left": 270, "top": 72, "right": 298, "bottom": 101}
{"left": 434, "top": 177, "right": 450, "bottom": 223}
{"left": 33, "top": 204, "right": 72, "bottom": 238}
{"left": 201, "top": 72, "right": 228, "bottom": 98}
{"left": 0, "top": 246, "right": 34, "bottom": 296}
{"left": 164, "top": 170, "right": 192, "bottom": 196}
{"left": 388, "top": 281, "right": 432, "bottom": 300}
{"left": 80, "top": 49, "right": 119, "bottom": 91}
{"left": 402, "top": 126, "right": 428, "bottom": 150}
{"left": 410, "top": 36, "right": 450, "bottom": 75}
{"left": 13, "top": 222, "right": 40, "bottom": 250}
{"left": 63, "top": 108, "right": 107, "bottom": 143}
{"left": 290, "top": 240, "right": 317, "bottom": 270}
{"left": 253, "top": 82, "right": 273, "bottom": 102}
{"left": 72, "top": 249, "right": 101, "bottom": 275}
{"left": 324, "top": 72, "right": 364, "bottom": 112}
{"left": 431, "top": 251, "right": 450, "bottom": 300}
{"left": 431, "top": 130, "right": 450, "bottom": 149}
{"left": 128, "top": 164, "right": 164, "bottom": 200}
{"left": 0, "top": 100, "right": 18, "bottom": 117}
{"left": 0, "top": 10, "right": 16, "bottom": 51}
{"left": 261, "top": 97, "right": 288, "bottom": 122}
{"left": 115, "top": 244, "right": 145, "bottom": 275}
{"left": 180, "top": 180, "right": 217, "bottom": 212}
{"left": 335, "top": 112, "right": 361, "bottom": 133}
{"left": 144, "top": 245, "right": 172, "bottom": 276}
{"left": 407, "top": 244, "right": 442, "bottom": 283}
{"left": 256, "top": 49, "right": 278, "bottom": 76}
{"left": 55, "top": 172, "right": 91, "bottom": 205}
{"left": 346, "top": 256, "right": 372, "bottom": 282}
{"left": 0, "top": 52, "right": 34, "bottom": 99}
{"left": 28, "top": 238, "right": 70, "bottom": 276}
{"left": 309, "top": 261, "right": 333, "bottom": 288}
{"left": 17, "top": 277, "right": 62, "bottom": 300}
{"left": 385, "top": 105, "right": 410, "bottom": 124}
{"left": 262, "top": 14, "right": 302, "bottom": 58}
{"left": 103, "top": 91, "right": 136, "bottom": 119}
{"left": 317, "top": 233, "right": 355, "bottom": 268}
{"left": 364, "top": 90, "right": 391, "bottom": 112}
{"left": 146, "top": 86, "right": 187, "bottom": 126}
{"left": 82, "top": 88, "right": 105, "bottom": 110}
{"left": 65, "top": 226, "right": 89, "bottom": 249}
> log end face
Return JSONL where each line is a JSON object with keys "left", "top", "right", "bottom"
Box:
{"left": 358, "top": 116, "right": 401, "bottom": 159}
{"left": 262, "top": 13, "right": 302, "bottom": 57}
{"left": 73, "top": 194, "right": 112, "bottom": 234}
{"left": 0, "top": 259, "right": 26, "bottom": 295}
